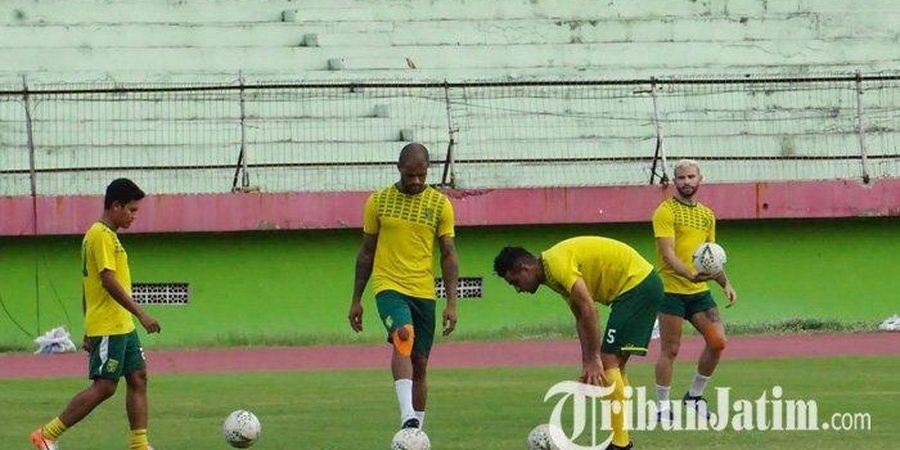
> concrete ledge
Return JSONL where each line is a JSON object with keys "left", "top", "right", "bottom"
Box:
{"left": 2, "top": 179, "right": 898, "bottom": 235}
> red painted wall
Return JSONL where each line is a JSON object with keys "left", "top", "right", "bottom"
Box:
{"left": 1, "top": 180, "right": 898, "bottom": 236}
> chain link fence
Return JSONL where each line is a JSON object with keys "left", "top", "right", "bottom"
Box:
{"left": 1, "top": 75, "right": 898, "bottom": 196}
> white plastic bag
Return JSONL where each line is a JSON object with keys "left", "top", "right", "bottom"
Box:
{"left": 33, "top": 326, "right": 77, "bottom": 355}
{"left": 878, "top": 315, "right": 900, "bottom": 332}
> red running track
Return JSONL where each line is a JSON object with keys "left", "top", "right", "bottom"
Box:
{"left": 0, "top": 332, "right": 897, "bottom": 380}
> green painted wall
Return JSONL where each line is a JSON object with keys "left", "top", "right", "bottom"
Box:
{"left": 1, "top": 218, "right": 896, "bottom": 350}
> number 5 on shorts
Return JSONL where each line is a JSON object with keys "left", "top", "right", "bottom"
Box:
{"left": 606, "top": 328, "right": 616, "bottom": 344}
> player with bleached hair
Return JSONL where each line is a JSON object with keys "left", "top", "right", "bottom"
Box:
{"left": 652, "top": 159, "right": 738, "bottom": 423}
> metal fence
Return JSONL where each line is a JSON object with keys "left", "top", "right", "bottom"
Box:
{"left": 1, "top": 75, "right": 898, "bottom": 196}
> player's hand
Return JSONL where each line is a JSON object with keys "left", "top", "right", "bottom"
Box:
{"left": 348, "top": 302, "right": 364, "bottom": 333}
{"left": 724, "top": 283, "right": 738, "bottom": 308}
{"left": 690, "top": 271, "right": 719, "bottom": 283}
{"left": 82, "top": 335, "right": 92, "bottom": 353}
{"left": 442, "top": 305, "right": 458, "bottom": 336}
{"left": 139, "top": 313, "right": 161, "bottom": 334}
{"left": 579, "top": 357, "right": 607, "bottom": 386}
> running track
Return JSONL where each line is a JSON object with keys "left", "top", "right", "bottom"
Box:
{"left": 0, "top": 333, "right": 897, "bottom": 380}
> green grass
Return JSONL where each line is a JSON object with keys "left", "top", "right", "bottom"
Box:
{"left": 1, "top": 218, "right": 897, "bottom": 350}
{"left": 1, "top": 356, "right": 897, "bottom": 449}
{"left": 0, "top": 317, "right": 881, "bottom": 353}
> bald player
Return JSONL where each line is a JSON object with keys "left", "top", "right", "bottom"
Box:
{"left": 348, "top": 143, "right": 459, "bottom": 430}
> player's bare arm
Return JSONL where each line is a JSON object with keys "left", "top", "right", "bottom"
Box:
{"left": 438, "top": 235, "right": 459, "bottom": 336}
{"left": 567, "top": 278, "right": 607, "bottom": 386}
{"left": 80, "top": 294, "right": 92, "bottom": 352}
{"left": 658, "top": 237, "right": 717, "bottom": 282}
{"left": 99, "top": 269, "right": 160, "bottom": 333}
{"left": 348, "top": 233, "right": 378, "bottom": 332}
{"left": 713, "top": 271, "right": 737, "bottom": 307}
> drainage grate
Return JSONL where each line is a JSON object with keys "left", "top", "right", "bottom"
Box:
{"left": 132, "top": 283, "right": 190, "bottom": 305}
{"left": 435, "top": 277, "right": 483, "bottom": 299}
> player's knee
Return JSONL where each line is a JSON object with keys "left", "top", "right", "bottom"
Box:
{"left": 707, "top": 334, "right": 727, "bottom": 353}
{"left": 392, "top": 325, "right": 415, "bottom": 357}
{"left": 412, "top": 365, "right": 427, "bottom": 382}
{"left": 661, "top": 342, "right": 680, "bottom": 359}
{"left": 412, "top": 354, "right": 428, "bottom": 379}
{"left": 92, "top": 380, "right": 118, "bottom": 399}
{"left": 126, "top": 370, "right": 148, "bottom": 390}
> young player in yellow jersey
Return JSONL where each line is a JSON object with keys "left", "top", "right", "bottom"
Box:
{"left": 652, "top": 160, "right": 737, "bottom": 422}
{"left": 494, "top": 236, "right": 664, "bottom": 450}
{"left": 348, "top": 143, "right": 460, "bottom": 431}
{"left": 31, "top": 178, "right": 161, "bottom": 450}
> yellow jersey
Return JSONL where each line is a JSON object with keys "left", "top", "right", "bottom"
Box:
{"left": 652, "top": 197, "right": 716, "bottom": 294}
{"left": 541, "top": 236, "right": 654, "bottom": 305}
{"left": 82, "top": 222, "right": 136, "bottom": 336}
{"left": 363, "top": 185, "right": 455, "bottom": 299}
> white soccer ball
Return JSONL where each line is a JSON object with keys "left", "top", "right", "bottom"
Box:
{"left": 391, "top": 427, "right": 431, "bottom": 450}
{"left": 223, "top": 410, "right": 261, "bottom": 448}
{"left": 527, "top": 423, "right": 561, "bottom": 450}
{"left": 692, "top": 242, "right": 727, "bottom": 274}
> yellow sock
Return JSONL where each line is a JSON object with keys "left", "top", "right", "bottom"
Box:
{"left": 41, "top": 417, "right": 67, "bottom": 440}
{"left": 129, "top": 429, "right": 149, "bottom": 450}
{"left": 603, "top": 368, "right": 630, "bottom": 447}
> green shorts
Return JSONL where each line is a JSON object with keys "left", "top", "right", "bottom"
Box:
{"left": 375, "top": 290, "right": 437, "bottom": 358}
{"left": 659, "top": 290, "right": 717, "bottom": 319}
{"left": 87, "top": 330, "right": 146, "bottom": 380}
{"left": 601, "top": 271, "right": 664, "bottom": 356}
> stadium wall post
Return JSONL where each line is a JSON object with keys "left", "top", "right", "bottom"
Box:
{"left": 854, "top": 71, "right": 871, "bottom": 184}
{"left": 647, "top": 78, "right": 667, "bottom": 185}
{"left": 441, "top": 82, "right": 458, "bottom": 187}
{"left": 232, "top": 74, "right": 251, "bottom": 191}
{"left": 20, "top": 74, "right": 41, "bottom": 335}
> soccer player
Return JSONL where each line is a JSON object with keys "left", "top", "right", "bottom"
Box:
{"left": 652, "top": 159, "right": 737, "bottom": 421}
{"left": 348, "top": 143, "right": 459, "bottom": 430}
{"left": 494, "top": 236, "right": 664, "bottom": 450}
{"left": 31, "top": 178, "right": 161, "bottom": 450}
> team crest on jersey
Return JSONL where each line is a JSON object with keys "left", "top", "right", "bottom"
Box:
{"left": 422, "top": 208, "right": 434, "bottom": 221}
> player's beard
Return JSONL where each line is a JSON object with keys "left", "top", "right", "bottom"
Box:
{"left": 677, "top": 184, "right": 698, "bottom": 199}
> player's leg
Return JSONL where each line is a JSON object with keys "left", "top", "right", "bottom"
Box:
{"left": 599, "top": 271, "right": 661, "bottom": 450}
{"left": 655, "top": 293, "right": 688, "bottom": 419}
{"left": 409, "top": 297, "right": 436, "bottom": 429}
{"left": 57, "top": 379, "right": 119, "bottom": 426}
{"left": 375, "top": 290, "right": 417, "bottom": 428}
{"left": 32, "top": 379, "right": 117, "bottom": 449}
{"left": 32, "top": 335, "right": 122, "bottom": 449}
{"left": 411, "top": 353, "right": 428, "bottom": 427}
{"left": 598, "top": 351, "right": 630, "bottom": 450}
{"left": 125, "top": 370, "right": 150, "bottom": 450}
{"left": 123, "top": 330, "right": 152, "bottom": 450}
{"left": 686, "top": 294, "right": 726, "bottom": 406}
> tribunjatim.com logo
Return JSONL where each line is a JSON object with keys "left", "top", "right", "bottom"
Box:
{"left": 542, "top": 381, "right": 872, "bottom": 450}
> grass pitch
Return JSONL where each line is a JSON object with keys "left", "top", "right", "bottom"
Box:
{"left": 2, "top": 355, "right": 897, "bottom": 449}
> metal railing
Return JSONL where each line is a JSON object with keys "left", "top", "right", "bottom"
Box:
{"left": 1, "top": 73, "right": 898, "bottom": 196}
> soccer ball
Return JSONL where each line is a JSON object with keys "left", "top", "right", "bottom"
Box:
{"left": 223, "top": 410, "right": 261, "bottom": 448}
{"left": 527, "top": 423, "right": 561, "bottom": 450}
{"left": 391, "top": 427, "right": 431, "bottom": 450}
{"left": 693, "top": 242, "right": 727, "bottom": 274}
